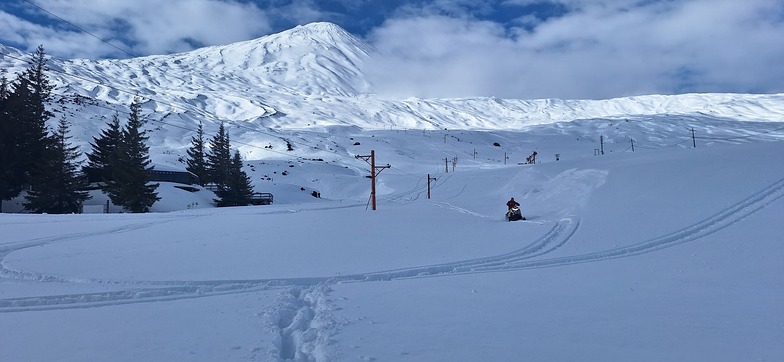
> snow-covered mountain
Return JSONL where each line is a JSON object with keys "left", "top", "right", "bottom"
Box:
{"left": 2, "top": 21, "right": 782, "bottom": 127}
{"left": 1, "top": 22, "right": 783, "bottom": 205}
{"left": 2, "top": 23, "right": 784, "bottom": 360}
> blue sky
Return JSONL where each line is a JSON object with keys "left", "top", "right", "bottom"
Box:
{"left": 1, "top": 0, "right": 783, "bottom": 99}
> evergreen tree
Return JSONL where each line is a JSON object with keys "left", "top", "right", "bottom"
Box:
{"left": 206, "top": 122, "right": 231, "bottom": 188}
{"left": 185, "top": 121, "right": 208, "bottom": 185}
{"left": 15, "top": 45, "right": 54, "bottom": 186}
{"left": 0, "top": 46, "right": 54, "bottom": 211}
{"left": 1, "top": 75, "right": 32, "bottom": 198}
{"left": 85, "top": 113, "right": 122, "bottom": 184}
{"left": 0, "top": 71, "right": 23, "bottom": 211}
{"left": 0, "top": 73, "right": 9, "bottom": 99}
{"left": 215, "top": 150, "right": 254, "bottom": 207}
{"left": 105, "top": 98, "right": 159, "bottom": 213}
{"left": 23, "top": 116, "right": 90, "bottom": 213}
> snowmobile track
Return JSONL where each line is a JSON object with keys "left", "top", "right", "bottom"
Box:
{"left": 356, "top": 217, "right": 578, "bottom": 281}
{"left": 0, "top": 177, "right": 782, "bottom": 312}
{"left": 0, "top": 217, "right": 578, "bottom": 312}
{"left": 471, "top": 176, "right": 784, "bottom": 272}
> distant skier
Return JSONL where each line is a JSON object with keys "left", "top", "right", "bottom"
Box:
{"left": 525, "top": 151, "right": 538, "bottom": 164}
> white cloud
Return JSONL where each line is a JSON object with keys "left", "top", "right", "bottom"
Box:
{"left": 3, "top": 0, "right": 783, "bottom": 99}
{"left": 3, "top": 0, "right": 275, "bottom": 57}
{"left": 0, "top": 10, "right": 113, "bottom": 59}
{"left": 0, "top": 12, "right": 32, "bottom": 43}
{"left": 366, "top": 0, "right": 784, "bottom": 99}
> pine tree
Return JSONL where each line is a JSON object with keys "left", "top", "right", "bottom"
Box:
{"left": 0, "top": 73, "right": 9, "bottom": 99}
{"left": 23, "top": 116, "right": 90, "bottom": 213}
{"left": 206, "top": 122, "right": 231, "bottom": 189}
{"left": 1, "top": 76, "right": 33, "bottom": 197}
{"left": 185, "top": 121, "right": 208, "bottom": 185}
{"left": 0, "top": 46, "right": 54, "bottom": 211}
{"left": 216, "top": 150, "right": 254, "bottom": 207}
{"left": 0, "top": 71, "right": 23, "bottom": 211}
{"left": 105, "top": 98, "right": 160, "bottom": 213}
{"left": 85, "top": 113, "right": 122, "bottom": 184}
{"left": 15, "top": 45, "right": 55, "bottom": 185}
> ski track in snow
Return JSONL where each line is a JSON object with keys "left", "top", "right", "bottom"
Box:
{"left": 1, "top": 177, "right": 783, "bottom": 312}
{"left": 0, "top": 216, "right": 204, "bottom": 284}
{"left": 1, "top": 177, "right": 783, "bottom": 359}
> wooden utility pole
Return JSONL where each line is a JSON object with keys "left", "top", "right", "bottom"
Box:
{"left": 630, "top": 139, "right": 635, "bottom": 152}
{"left": 600, "top": 135, "right": 605, "bottom": 155}
{"left": 691, "top": 128, "right": 696, "bottom": 148}
{"left": 427, "top": 174, "right": 437, "bottom": 199}
{"left": 445, "top": 157, "right": 449, "bottom": 173}
{"left": 355, "top": 150, "right": 390, "bottom": 210}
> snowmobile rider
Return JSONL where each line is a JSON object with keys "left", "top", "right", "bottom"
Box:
{"left": 506, "top": 197, "right": 520, "bottom": 210}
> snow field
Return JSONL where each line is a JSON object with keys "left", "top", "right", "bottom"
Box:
{"left": 1, "top": 135, "right": 783, "bottom": 361}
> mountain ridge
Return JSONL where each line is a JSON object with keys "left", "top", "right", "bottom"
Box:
{"left": 1, "top": 22, "right": 783, "bottom": 129}
{"left": 0, "top": 22, "right": 782, "bottom": 168}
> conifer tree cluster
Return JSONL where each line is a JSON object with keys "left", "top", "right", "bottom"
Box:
{"left": 88, "top": 99, "right": 160, "bottom": 213}
{"left": 1, "top": 45, "right": 251, "bottom": 213}
{"left": 185, "top": 122, "right": 255, "bottom": 207}
{"left": 22, "top": 116, "right": 91, "bottom": 213}
{"left": 1, "top": 46, "right": 89, "bottom": 213}
{"left": 1, "top": 46, "right": 160, "bottom": 213}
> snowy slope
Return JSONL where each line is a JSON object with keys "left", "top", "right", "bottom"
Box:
{"left": 0, "top": 134, "right": 782, "bottom": 361}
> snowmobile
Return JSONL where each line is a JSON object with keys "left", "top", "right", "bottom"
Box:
{"left": 506, "top": 206, "right": 525, "bottom": 221}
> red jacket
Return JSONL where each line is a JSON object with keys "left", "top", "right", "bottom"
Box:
{"left": 506, "top": 199, "right": 520, "bottom": 209}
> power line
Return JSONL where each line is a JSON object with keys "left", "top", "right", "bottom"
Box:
{"left": 386, "top": 166, "right": 427, "bottom": 179}
{"left": 622, "top": 123, "right": 784, "bottom": 152}
{"left": 21, "top": 0, "right": 136, "bottom": 57}
{"left": 633, "top": 138, "right": 693, "bottom": 150}
{"left": 694, "top": 125, "right": 784, "bottom": 141}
